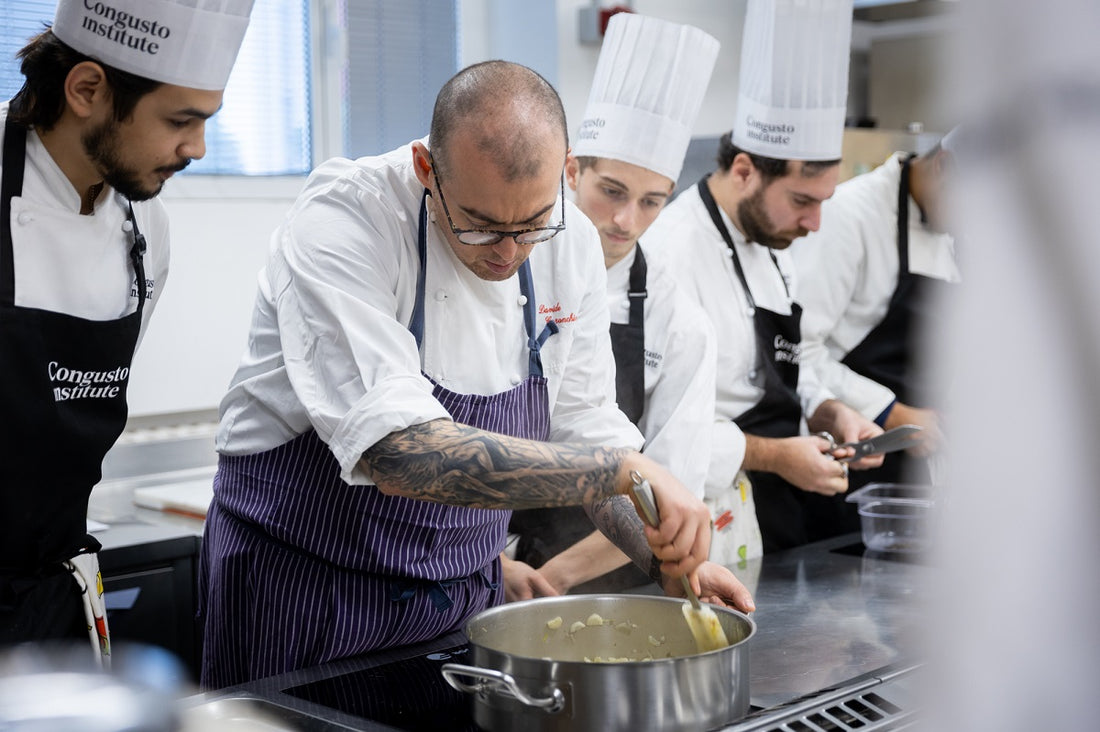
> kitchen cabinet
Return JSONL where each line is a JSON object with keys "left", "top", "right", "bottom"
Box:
{"left": 96, "top": 522, "right": 202, "bottom": 681}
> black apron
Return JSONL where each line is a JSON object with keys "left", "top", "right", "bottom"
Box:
{"left": 0, "top": 120, "right": 147, "bottom": 643}
{"left": 510, "top": 248, "right": 651, "bottom": 593}
{"left": 842, "top": 155, "right": 953, "bottom": 487}
{"left": 699, "top": 176, "right": 849, "bottom": 553}
{"left": 610, "top": 247, "right": 647, "bottom": 425}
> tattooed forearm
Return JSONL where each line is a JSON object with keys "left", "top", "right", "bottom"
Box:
{"left": 584, "top": 494, "right": 656, "bottom": 575}
{"left": 361, "top": 419, "right": 630, "bottom": 509}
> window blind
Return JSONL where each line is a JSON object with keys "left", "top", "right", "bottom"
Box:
{"left": 0, "top": 0, "right": 312, "bottom": 176}
{"left": 344, "top": 0, "right": 459, "bottom": 158}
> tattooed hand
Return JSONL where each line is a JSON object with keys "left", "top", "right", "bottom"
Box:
{"left": 361, "top": 419, "right": 713, "bottom": 579}
{"left": 587, "top": 452, "right": 713, "bottom": 580}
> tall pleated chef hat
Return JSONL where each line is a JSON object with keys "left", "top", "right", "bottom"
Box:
{"left": 733, "top": 0, "right": 854, "bottom": 161}
{"left": 572, "top": 13, "right": 720, "bottom": 183}
{"left": 52, "top": 0, "right": 254, "bottom": 91}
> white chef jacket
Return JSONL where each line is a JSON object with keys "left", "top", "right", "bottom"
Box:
{"left": 217, "top": 138, "right": 643, "bottom": 484}
{"left": 0, "top": 103, "right": 169, "bottom": 341}
{"left": 607, "top": 243, "right": 715, "bottom": 498}
{"left": 790, "top": 153, "right": 960, "bottom": 420}
{"left": 645, "top": 183, "right": 833, "bottom": 498}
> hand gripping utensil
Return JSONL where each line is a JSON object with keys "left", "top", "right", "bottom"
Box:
{"left": 629, "top": 471, "right": 729, "bottom": 653}
{"left": 822, "top": 424, "right": 924, "bottom": 463}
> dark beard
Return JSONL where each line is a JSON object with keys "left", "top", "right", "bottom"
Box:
{"left": 81, "top": 121, "right": 189, "bottom": 202}
{"left": 736, "top": 186, "right": 807, "bottom": 250}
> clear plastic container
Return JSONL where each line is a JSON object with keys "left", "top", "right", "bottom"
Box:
{"left": 856, "top": 499, "right": 933, "bottom": 553}
{"left": 845, "top": 482, "right": 934, "bottom": 506}
{"left": 846, "top": 483, "right": 935, "bottom": 554}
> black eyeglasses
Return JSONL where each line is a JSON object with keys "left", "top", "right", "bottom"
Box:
{"left": 430, "top": 155, "right": 566, "bottom": 246}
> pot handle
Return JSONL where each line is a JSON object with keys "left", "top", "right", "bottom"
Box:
{"left": 441, "top": 662, "right": 565, "bottom": 713}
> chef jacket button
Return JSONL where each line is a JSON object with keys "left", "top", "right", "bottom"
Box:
{"left": 511, "top": 374, "right": 522, "bottom": 385}
{"left": 517, "top": 295, "right": 528, "bottom": 306}
{"left": 725, "top": 249, "right": 733, "bottom": 257}
{"left": 746, "top": 307, "right": 755, "bottom": 317}
{"left": 748, "top": 369, "right": 758, "bottom": 380}
{"left": 434, "top": 289, "right": 447, "bottom": 302}
{"left": 121, "top": 219, "right": 134, "bottom": 233}
{"left": 16, "top": 212, "right": 32, "bottom": 225}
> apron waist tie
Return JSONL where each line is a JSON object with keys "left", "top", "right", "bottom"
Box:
{"left": 388, "top": 567, "right": 500, "bottom": 613}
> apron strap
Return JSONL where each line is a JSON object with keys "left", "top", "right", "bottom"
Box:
{"left": 520, "top": 259, "right": 557, "bottom": 378}
{"left": 410, "top": 189, "right": 430, "bottom": 347}
{"left": 0, "top": 120, "right": 147, "bottom": 315}
{"left": 896, "top": 154, "right": 915, "bottom": 279}
{"left": 387, "top": 570, "right": 498, "bottom": 613}
{"left": 610, "top": 247, "right": 648, "bottom": 424}
{"left": 1, "top": 120, "right": 28, "bottom": 307}
{"left": 627, "top": 245, "right": 647, "bottom": 329}
{"left": 126, "top": 202, "right": 148, "bottom": 312}
{"left": 697, "top": 174, "right": 754, "bottom": 307}
{"left": 413, "top": 188, "right": 557, "bottom": 377}
{"left": 697, "top": 174, "right": 793, "bottom": 307}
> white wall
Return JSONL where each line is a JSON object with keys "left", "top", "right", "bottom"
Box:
{"left": 125, "top": 178, "right": 301, "bottom": 418}
{"left": 461, "top": 0, "right": 748, "bottom": 141}
{"left": 554, "top": 1, "right": 747, "bottom": 141}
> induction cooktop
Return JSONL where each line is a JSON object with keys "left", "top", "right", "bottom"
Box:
{"left": 282, "top": 641, "right": 479, "bottom": 731}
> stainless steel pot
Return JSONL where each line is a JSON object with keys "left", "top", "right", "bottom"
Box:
{"left": 442, "top": 594, "right": 755, "bottom": 732}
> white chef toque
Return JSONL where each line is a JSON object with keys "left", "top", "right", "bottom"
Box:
{"left": 572, "top": 13, "right": 720, "bottom": 183}
{"left": 52, "top": 0, "right": 254, "bottom": 91}
{"left": 733, "top": 0, "right": 854, "bottom": 161}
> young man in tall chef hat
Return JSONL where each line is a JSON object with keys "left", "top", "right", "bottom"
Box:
{"left": 0, "top": 0, "right": 253, "bottom": 660}
{"left": 505, "top": 13, "right": 727, "bottom": 596}
{"left": 646, "top": 0, "right": 885, "bottom": 556}
{"left": 199, "top": 59, "right": 754, "bottom": 690}
{"left": 791, "top": 128, "right": 962, "bottom": 488}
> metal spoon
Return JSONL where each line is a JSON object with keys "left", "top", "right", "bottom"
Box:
{"left": 629, "top": 471, "right": 729, "bottom": 652}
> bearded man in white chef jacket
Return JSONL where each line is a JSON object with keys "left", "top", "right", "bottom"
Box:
{"left": 199, "top": 60, "right": 754, "bottom": 690}
{"left": 504, "top": 14, "right": 725, "bottom": 598}
{"left": 791, "top": 135, "right": 960, "bottom": 487}
{"left": 0, "top": 0, "right": 252, "bottom": 660}
{"left": 646, "top": 0, "right": 883, "bottom": 556}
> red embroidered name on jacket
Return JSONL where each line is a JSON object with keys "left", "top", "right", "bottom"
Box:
{"left": 539, "top": 301, "right": 577, "bottom": 325}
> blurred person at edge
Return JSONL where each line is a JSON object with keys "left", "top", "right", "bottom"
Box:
{"left": 646, "top": 0, "right": 883, "bottom": 557}
{"left": 791, "top": 131, "right": 961, "bottom": 489}
{"left": 198, "top": 60, "right": 754, "bottom": 690}
{"left": 504, "top": 13, "right": 726, "bottom": 599}
{"left": 0, "top": 0, "right": 253, "bottom": 660}
{"left": 925, "top": 0, "right": 1100, "bottom": 728}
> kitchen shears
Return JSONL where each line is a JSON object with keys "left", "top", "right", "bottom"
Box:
{"left": 814, "top": 424, "right": 924, "bottom": 463}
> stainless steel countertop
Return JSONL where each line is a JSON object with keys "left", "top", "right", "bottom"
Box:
{"left": 181, "top": 533, "right": 930, "bottom": 730}
{"left": 735, "top": 534, "right": 926, "bottom": 709}
{"left": 88, "top": 436, "right": 931, "bottom": 728}
{"left": 89, "top": 467, "right": 212, "bottom": 537}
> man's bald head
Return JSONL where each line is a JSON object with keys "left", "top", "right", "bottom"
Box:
{"left": 429, "top": 60, "right": 568, "bottom": 182}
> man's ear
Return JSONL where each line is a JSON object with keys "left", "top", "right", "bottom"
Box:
{"left": 931, "top": 147, "right": 953, "bottom": 180}
{"left": 64, "top": 61, "right": 109, "bottom": 120}
{"left": 729, "top": 152, "right": 757, "bottom": 190}
{"left": 411, "top": 141, "right": 433, "bottom": 189}
{"left": 564, "top": 154, "right": 580, "bottom": 192}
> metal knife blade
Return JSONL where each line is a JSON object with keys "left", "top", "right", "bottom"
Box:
{"left": 837, "top": 424, "right": 923, "bottom": 462}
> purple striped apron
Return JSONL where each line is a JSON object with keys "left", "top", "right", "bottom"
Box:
{"left": 198, "top": 191, "right": 558, "bottom": 689}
